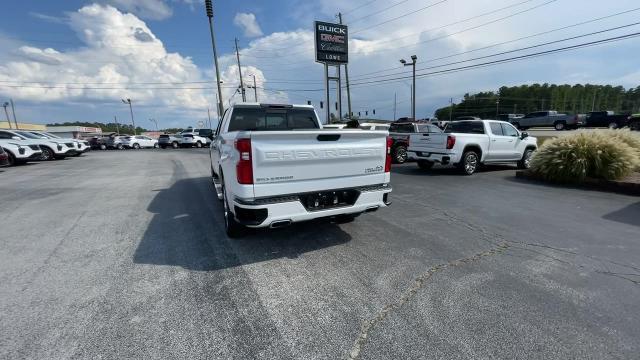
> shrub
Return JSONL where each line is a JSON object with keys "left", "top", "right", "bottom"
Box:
{"left": 529, "top": 131, "right": 640, "bottom": 183}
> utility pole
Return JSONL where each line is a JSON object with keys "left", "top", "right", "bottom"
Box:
{"left": 591, "top": 88, "right": 597, "bottom": 111}
{"left": 114, "top": 115, "right": 120, "bottom": 135}
{"left": 2, "top": 102, "right": 12, "bottom": 129}
{"left": 9, "top": 99, "right": 18, "bottom": 129}
{"left": 149, "top": 118, "right": 158, "bottom": 131}
{"left": 234, "top": 37, "right": 246, "bottom": 102}
{"left": 337, "top": 13, "right": 352, "bottom": 118}
{"left": 205, "top": 0, "right": 225, "bottom": 118}
{"left": 207, "top": 108, "right": 212, "bottom": 129}
{"left": 252, "top": 74, "right": 258, "bottom": 102}
{"left": 393, "top": 92, "right": 397, "bottom": 121}
{"left": 400, "top": 55, "right": 417, "bottom": 120}
{"left": 121, "top": 98, "right": 136, "bottom": 135}
{"left": 449, "top": 98, "right": 453, "bottom": 122}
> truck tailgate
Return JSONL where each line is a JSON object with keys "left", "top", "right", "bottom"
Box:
{"left": 250, "top": 130, "right": 388, "bottom": 198}
{"left": 409, "top": 133, "right": 448, "bottom": 153}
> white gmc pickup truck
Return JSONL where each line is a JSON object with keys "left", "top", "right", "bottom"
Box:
{"left": 210, "top": 103, "right": 392, "bottom": 237}
{"left": 407, "top": 120, "right": 537, "bottom": 175}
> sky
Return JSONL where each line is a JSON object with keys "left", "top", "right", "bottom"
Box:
{"left": 0, "top": 0, "right": 639, "bottom": 129}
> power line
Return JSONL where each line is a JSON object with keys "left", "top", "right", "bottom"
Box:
{"left": 348, "top": 32, "right": 640, "bottom": 88}
{"left": 348, "top": 0, "right": 412, "bottom": 24}
{"left": 348, "top": 6, "right": 640, "bottom": 79}
{"left": 351, "top": 0, "right": 449, "bottom": 35}
{"left": 350, "top": 22, "right": 640, "bottom": 82}
{"left": 342, "top": 0, "right": 383, "bottom": 16}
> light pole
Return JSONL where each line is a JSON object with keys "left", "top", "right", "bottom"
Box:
{"left": 250, "top": 74, "right": 258, "bottom": 102}
{"left": 400, "top": 55, "right": 417, "bottom": 120}
{"left": 9, "top": 99, "right": 19, "bottom": 129}
{"left": 121, "top": 98, "right": 136, "bottom": 135}
{"left": 2, "top": 102, "right": 12, "bottom": 129}
{"left": 149, "top": 118, "right": 158, "bottom": 131}
{"left": 205, "top": 0, "right": 225, "bottom": 118}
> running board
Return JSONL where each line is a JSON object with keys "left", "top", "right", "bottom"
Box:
{"left": 212, "top": 177, "right": 223, "bottom": 200}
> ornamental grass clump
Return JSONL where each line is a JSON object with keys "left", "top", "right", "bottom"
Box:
{"left": 529, "top": 131, "right": 640, "bottom": 183}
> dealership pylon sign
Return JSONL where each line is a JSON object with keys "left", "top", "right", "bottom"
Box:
{"left": 314, "top": 21, "right": 348, "bottom": 64}
{"left": 315, "top": 21, "right": 348, "bottom": 124}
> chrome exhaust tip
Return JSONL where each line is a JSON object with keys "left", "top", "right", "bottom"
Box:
{"left": 270, "top": 220, "right": 292, "bottom": 229}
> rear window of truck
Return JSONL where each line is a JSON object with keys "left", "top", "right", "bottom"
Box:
{"left": 444, "top": 121, "right": 485, "bottom": 134}
{"left": 228, "top": 108, "right": 319, "bottom": 131}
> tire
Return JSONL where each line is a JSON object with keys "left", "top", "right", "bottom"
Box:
{"left": 518, "top": 149, "right": 534, "bottom": 169}
{"left": 40, "top": 146, "right": 55, "bottom": 161}
{"left": 6, "top": 152, "right": 16, "bottom": 166}
{"left": 172, "top": 142, "right": 179, "bottom": 149}
{"left": 458, "top": 150, "right": 479, "bottom": 175}
{"left": 100, "top": 144, "right": 107, "bottom": 150}
{"left": 608, "top": 122, "right": 618, "bottom": 129}
{"left": 417, "top": 160, "right": 434, "bottom": 170}
{"left": 196, "top": 141, "right": 203, "bottom": 148}
{"left": 554, "top": 121, "right": 566, "bottom": 131}
{"left": 630, "top": 121, "right": 640, "bottom": 131}
{"left": 117, "top": 144, "right": 124, "bottom": 150}
{"left": 222, "top": 181, "right": 244, "bottom": 238}
{"left": 153, "top": 143, "right": 159, "bottom": 149}
{"left": 393, "top": 146, "right": 408, "bottom": 164}
{"left": 133, "top": 143, "right": 140, "bottom": 150}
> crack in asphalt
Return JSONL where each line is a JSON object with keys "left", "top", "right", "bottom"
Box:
{"left": 347, "top": 243, "right": 510, "bottom": 360}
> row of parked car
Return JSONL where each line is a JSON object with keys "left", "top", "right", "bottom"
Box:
{"left": 87, "top": 128, "right": 213, "bottom": 150}
{"left": 0, "top": 129, "right": 92, "bottom": 167}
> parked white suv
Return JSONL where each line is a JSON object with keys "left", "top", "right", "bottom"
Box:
{"left": 0, "top": 141, "right": 42, "bottom": 166}
{"left": 120, "top": 135, "right": 158, "bottom": 149}
{"left": 26, "top": 131, "right": 90, "bottom": 156}
{"left": 180, "top": 129, "right": 211, "bottom": 148}
{"left": 0, "top": 129, "right": 76, "bottom": 160}
{"left": 408, "top": 120, "right": 537, "bottom": 175}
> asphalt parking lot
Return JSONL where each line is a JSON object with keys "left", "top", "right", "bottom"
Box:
{"left": 1, "top": 149, "right": 639, "bottom": 359}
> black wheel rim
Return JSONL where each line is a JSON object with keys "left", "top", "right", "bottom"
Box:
{"left": 524, "top": 151, "right": 532, "bottom": 168}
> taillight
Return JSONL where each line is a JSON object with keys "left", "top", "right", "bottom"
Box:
{"left": 446, "top": 135, "right": 456, "bottom": 150}
{"left": 385, "top": 136, "right": 393, "bottom": 172}
{"left": 235, "top": 138, "right": 253, "bottom": 184}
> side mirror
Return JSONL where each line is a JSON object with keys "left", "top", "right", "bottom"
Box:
{"left": 12, "top": 136, "right": 21, "bottom": 140}
{"left": 520, "top": 132, "right": 529, "bottom": 140}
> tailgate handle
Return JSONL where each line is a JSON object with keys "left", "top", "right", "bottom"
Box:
{"left": 317, "top": 134, "right": 341, "bottom": 141}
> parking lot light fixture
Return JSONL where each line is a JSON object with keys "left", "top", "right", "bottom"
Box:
{"left": 400, "top": 55, "right": 417, "bottom": 120}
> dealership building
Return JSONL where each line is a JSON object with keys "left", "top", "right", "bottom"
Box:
{"left": 46, "top": 126, "right": 102, "bottom": 139}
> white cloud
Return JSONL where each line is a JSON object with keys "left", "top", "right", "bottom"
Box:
{"left": 0, "top": 4, "right": 210, "bottom": 115}
{"left": 98, "top": 0, "right": 173, "bottom": 20}
{"left": 233, "top": 13, "right": 264, "bottom": 38}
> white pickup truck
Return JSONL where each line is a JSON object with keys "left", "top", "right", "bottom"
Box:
{"left": 210, "top": 103, "right": 392, "bottom": 237}
{"left": 407, "top": 120, "right": 537, "bottom": 175}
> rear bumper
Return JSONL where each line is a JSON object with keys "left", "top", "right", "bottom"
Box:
{"left": 408, "top": 150, "right": 460, "bottom": 165}
{"left": 231, "top": 185, "right": 392, "bottom": 228}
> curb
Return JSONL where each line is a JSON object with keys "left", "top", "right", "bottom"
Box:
{"left": 515, "top": 171, "right": 640, "bottom": 196}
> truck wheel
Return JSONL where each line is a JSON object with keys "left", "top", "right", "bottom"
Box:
{"left": 608, "top": 122, "right": 618, "bottom": 129}
{"left": 100, "top": 144, "right": 107, "bottom": 150}
{"left": 417, "top": 160, "right": 434, "bottom": 170}
{"left": 222, "top": 183, "right": 244, "bottom": 238}
{"left": 393, "top": 146, "right": 408, "bottom": 164}
{"left": 6, "top": 152, "right": 16, "bottom": 166}
{"left": 458, "top": 151, "right": 479, "bottom": 175}
{"left": 133, "top": 143, "right": 141, "bottom": 150}
{"left": 196, "top": 141, "right": 203, "bottom": 148}
{"left": 117, "top": 144, "right": 124, "bottom": 150}
{"left": 554, "top": 121, "right": 566, "bottom": 131}
{"left": 172, "top": 141, "right": 179, "bottom": 149}
{"left": 153, "top": 143, "right": 159, "bottom": 149}
{"left": 518, "top": 149, "right": 534, "bottom": 169}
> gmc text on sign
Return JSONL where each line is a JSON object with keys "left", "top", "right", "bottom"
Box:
{"left": 314, "top": 21, "right": 348, "bottom": 64}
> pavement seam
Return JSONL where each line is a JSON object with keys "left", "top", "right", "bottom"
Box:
{"left": 347, "top": 242, "right": 510, "bottom": 360}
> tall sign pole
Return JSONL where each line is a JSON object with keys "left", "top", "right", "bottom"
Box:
{"left": 337, "top": 13, "right": 352, "bottom": 118}
{"left": 2, "top": 102, "right": 12, "bottom": 129}
{"left": 315, "top": 20, "right": 348, "bottom": 124}
{"left": 205, "top": 0, "right": 225, "bottom": 118}
{"left": 234, "top": 38, "right": 247, "bottom": 102}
